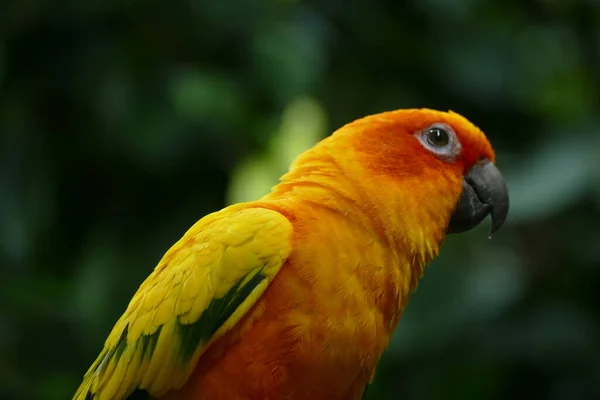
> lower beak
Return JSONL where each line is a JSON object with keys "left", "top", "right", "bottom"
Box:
{"left": 447, "top": 160, "right": 509, "bottom": 236}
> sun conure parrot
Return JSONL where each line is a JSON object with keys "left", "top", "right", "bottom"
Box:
{"left": 74, "top": 108, "right": 509, "bottom": 400}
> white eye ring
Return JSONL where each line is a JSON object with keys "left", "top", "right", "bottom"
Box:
{"left": 416, "top": 123, "right": 461, "bottom": 161}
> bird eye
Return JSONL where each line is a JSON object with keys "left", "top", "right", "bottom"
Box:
{"left": 426, "top": 127, "right": 450, "bottom": 147}
{"left": 416, "top": 123, "right": 461, "bottom": 160}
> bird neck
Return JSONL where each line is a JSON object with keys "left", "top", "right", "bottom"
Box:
{"left": 259, "top": 148, "right": 436, "bottom": 330}
{"left": 262, "top": 142, "right": 443, "bottom": 285}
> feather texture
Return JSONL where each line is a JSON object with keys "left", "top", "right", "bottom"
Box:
{"left": 74, "top": 108, "right": 499, "bottom": 400}
{"left": 74, "top": 206, "right": 293, "bottom": 400}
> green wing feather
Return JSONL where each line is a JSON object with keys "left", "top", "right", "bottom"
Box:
{"left": 73, "top": 206, "right": 293, "bottom": 400}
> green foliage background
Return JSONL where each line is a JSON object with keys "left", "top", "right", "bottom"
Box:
{"left": 1, "top": 1, "right": 599, "bottom": 399}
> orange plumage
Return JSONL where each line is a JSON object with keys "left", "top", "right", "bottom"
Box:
{"left": 75, "top": 109, "right": 508, "bottom": 400}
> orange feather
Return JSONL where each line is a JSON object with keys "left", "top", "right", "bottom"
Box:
{"left": 160, "top": 109, "right": 495, "bottom": 399}
{"left": 75, "top": 109, "right": 500, "bottom": 400}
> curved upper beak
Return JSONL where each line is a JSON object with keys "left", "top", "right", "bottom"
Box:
{"left": 447, "top": 159, "right": 509, "bottom": 236}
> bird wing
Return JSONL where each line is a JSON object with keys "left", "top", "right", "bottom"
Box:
{"left": 73, "top": 206, "right": 293, "bottom": 400}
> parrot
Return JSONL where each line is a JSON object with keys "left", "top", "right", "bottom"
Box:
{"left": 74, "top": 108, "right": 509, "bottom": 400}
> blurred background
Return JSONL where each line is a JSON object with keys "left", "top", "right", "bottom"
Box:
{"left": 1, "top": 1, "right": 599, "bottom": 399}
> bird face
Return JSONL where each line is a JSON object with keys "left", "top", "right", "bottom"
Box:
{"left": 342, "top": 108, "right": 509, "bottom": 237}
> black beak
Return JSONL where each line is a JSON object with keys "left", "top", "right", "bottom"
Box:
{"left": 447, "top": 160, "right": 509, "bottom": 236}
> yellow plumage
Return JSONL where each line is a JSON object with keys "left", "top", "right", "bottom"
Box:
{"left": 74, "top": 205, "right": 293, "bottom": 400}
{"left": 74, "top": 108, "right": 508, "bottom": 400}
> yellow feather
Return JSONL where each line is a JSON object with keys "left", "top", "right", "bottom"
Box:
{"left": 141, "top": 320, "right": 175, "bottom": 390}
{"left": 179, "top": 268, "right": 204, "bottom": 306}
{"left": 74, "top": 206, "right": 293, "bottom": 399}
{"left": 215, "top": 278, "right": 270, "bottom": 335}
{"left": 185, "top": 275, "right": 213, "bottom": 322}
{"left": 95, "top": 353, "right": 115, "bottom": 388}
{"left": 114, "top": 347, "right": 139, "bottom": 399}
{"left": 153, "top": 296, "right": 176, "bottom": 327}
{"left": 128, "top": 310, "right": 151, "bottom": 339}
{"left": 99, "top": 354, "right": 128, "bottom": 400}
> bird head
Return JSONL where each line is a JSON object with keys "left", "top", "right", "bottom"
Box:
{"left": 322, "top": 109, "right": 509, "bottom": 245}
